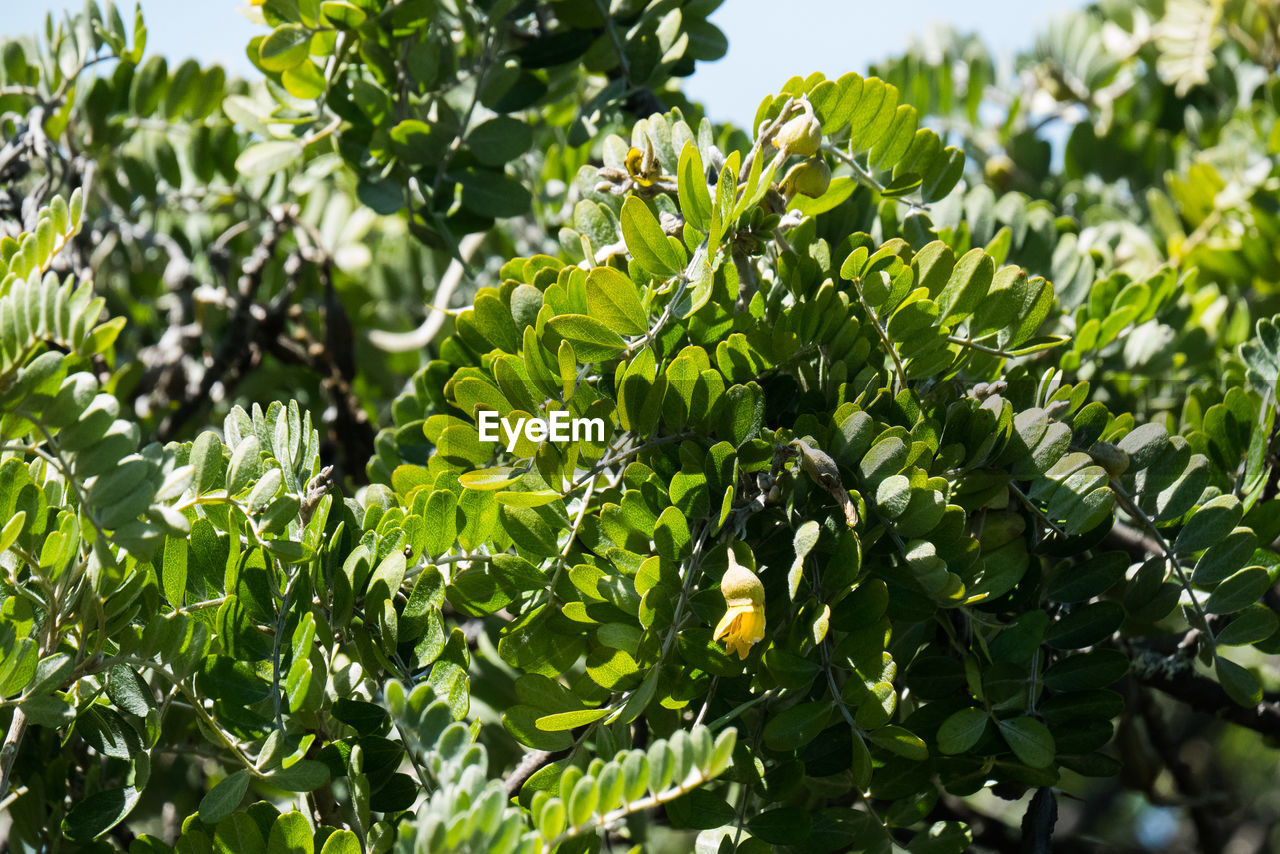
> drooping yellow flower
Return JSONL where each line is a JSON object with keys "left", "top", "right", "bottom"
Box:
{"left": 713, "top": 549, "right": 766, "bottom": 660}
{"left": 624, "top": 145, "right": 660, "bottom": 188}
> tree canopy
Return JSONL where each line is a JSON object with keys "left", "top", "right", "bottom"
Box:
{"left": 3, "top": 1, "right": 1280, "bottom": 852}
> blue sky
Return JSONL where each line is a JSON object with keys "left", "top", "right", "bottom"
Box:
{"left": 9, "top": 1, "right": 1082, "bottom": 127}
{"left": 10, "top": 1, "right": 261, "bottom": 83}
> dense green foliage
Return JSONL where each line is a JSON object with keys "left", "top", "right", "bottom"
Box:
{"left": 4, "top": 0, "right": 1280, "bottom": 852}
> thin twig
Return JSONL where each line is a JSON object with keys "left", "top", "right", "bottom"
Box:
{"left": 565, "top": 434, "right": 691, "bottom": 492}
{"left": 0, "top": 709, "right": 28, "bottom": 802}
{"left": 548, "top": 475, "right": 598, "bottom": 603}
{"left": 593, "top": 0, "right": 632, "bottom": 83}
{"left": 0, "top": 783, "right": 28, "bottom": 813}
{"left": 847, "top": 274, "right": 907, "bottom": 394}
{"left": 367, "top": 231, "right": 486, "bottom": 352}
{"left": 1113, "top": 481, "right": 1216, "bottom": 655}
{"left": 271, "top": 556, "right": 302, "bottom": 735}
{"left": 822, "top": 143, "right": 929, "bottom": 212}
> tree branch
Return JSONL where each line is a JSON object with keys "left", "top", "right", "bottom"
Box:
{"left": 932, "top": 796, "right": 1145, "bottom": 854}
{"left": 156, "top": 209, "right": 290, "bottom": 441}
{"left": 1130, "top": 651, "right": 1280, "bottom": 738}
{"left": 503, "top": 748, "right": 561, "bottom": 797}
{"left": 367, "top": 231, "right": 485, "bottom": 353}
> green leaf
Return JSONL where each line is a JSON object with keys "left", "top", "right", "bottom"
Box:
{"left": 457, "top": 168, "right": 532, "bottom": 219}
{"left": 609, "top": 666, "right": 660, "bottom": 725}
{"left": 1174, "top": 494, "right": 1243, "bottom": 554}
{"left": 29, "top": 652, "right": 74, "bottom": 697}
{"left": 259, "top": 24, "right": 311, "bottom": 72}
{"left": 1192, "top": 528, "right": 1258, "bottom": 585}
{"left": 318, "top": 829, "right": 362, "bottom": 854}
{"left": 422, "top": 490, "right": 458, "bottom": 559}
{"left": 267, "top": 811, "right": 313, "bottom": 854}
{"left": 681, "top": 244, "right": 715, "bottom": 318}
{"left": 747, "top": 807, "right": 812, "bottom": 845}
{"left": 936, "top": 248, "right": 993, "bottom": 324}
{"left": 937, "top": 707, "right": 988, "bottom": 754}
{"left": 1216, "top": 655, "right": 1262, "bottom": 707}
{"left": 535, "top": 707, "right": 611, "bottom": 732}
{"left": 879, "top": 171, "right": 923, "bottom": 198}
{"left": 907, "top": 821, "right": 973, "bottom": 854}
{"left": 621, "top": 196, "right": 684, "bottom": 276}
{"left": 321, "top": 1, "right": 367, "bottom": 28}
{"left": 459, "top": 467, "right": 521, "bottom": 491}
{"left": 1046, "top": 552, "right": 1126, "bottom": 603}
{"left": 666, "top": 788, "right": 734, "bottom": 830}
{"left": 788, "top": 520, "right": 820, "bottom": 600}
{"left": 586, "top": 646, "right": 640, "bottom": 690}
{"left": 235, "top": 140, "right": 303, "bottom": 179}
{"left": 677, "top": 141, "right": 712, "bottom": 232}
{"left": 586, "top": 266, "right": 647, "bottom": 335}
{"left": 1116, "top": 423, "right": 1171, "bottom": 470}
{"left": 331, "top": 698, "right": 389, "bottom": 736}
{"left": 505, "top": 705, "right": 575, "bottom": 750}
{"left": 762, "top": 701, "right": 832, "bottom": 751}
{"left": 467, "top": 116, "right": 533, "bottom": 167}
{"left": 106, "top": 664, "right": 151, "bottom": 717}
{"left": 130, "top": 55, "right": 168, "bottom": 118}
{"left": 0, "top": 510, "right": 25, "bottom": 553}
{"left": 719, "top": 382, "right": 764, "bottom": 446}
{"left": 866, "top": 724, "right": 928, "bottom": 761}
{"left": 859, "top": 436, "right": 907, "bottom": 485}
{"left": 1043, "top": 601, "right": 1124, "bottom": 649}
{"left": 266, "top": 760, "right": 330, "bottom": 792}
{"left": 87, "top": 456, "right": 157, "bottom": 529}
{"left": 74, "top": 709, "right": 133, "bottom": 764}
{"left": 1215, "top": 604, "right": 1278, "bottom": 646}
{"left": 1006, "top": 335, "right": 1070, "bottom": 356}
{"left": 654, "top": 506, "right": 692, "bottom": 560}
{"left": 215, "top": 812, "right": 266, "bottom": 854}
{"left": 226, "top": 436, "right": 262, "bottom": 495}
{"left": 547, "top": 315, "right": 627, "bottom": 362}
{"left": 63, "top": 786, "right": 142, "bottom": 842}
{"left": 190, "top": 431, "right": 224, "bottom": 495}
{"left": 790, "top": 176, "right": 858, "bottom": 216}
{"left": 568, "top": 775, "right": 601, "bottom": 828}
{"left": 708, "top": 155, "right": 738, "bottom": 251}
{"left": 248, "top": 467, "right": 283, "bottom": 513}
{"left": 20, "top": 693, "right": 76, "bottom": 727}
{"left": 495, "top": 489, "right": 563, "bottom": 507}
{"left": 1204, "top": 567, "right": 1271, "bottom": 615}
{"left": 875, "top": 475, "right": 911, "bottom": 518}
{"left": 282, "top": 61, "right": 326, "bottom": 99}
{"left": 264, "top": 539, "right": 311, "bottom": 564}
{"left": 199, "top": 770, "right": 250, "bottom": 825}
{"left": 998, "top": 716, "right": 1055, "bottom": 768}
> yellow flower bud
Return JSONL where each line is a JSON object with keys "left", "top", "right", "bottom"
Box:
{"left": 625, "top": 145, "right": 660, "bottom": 188}
{"left": 774, "top": 101, "right": 822, "bottom": 158}
{"left": 781, "top": 157, "right": 831, "bottom": 198}
{"left": 714, "top": 549, "right": 766, "bottom": 660}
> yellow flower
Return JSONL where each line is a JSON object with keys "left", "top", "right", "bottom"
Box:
{"left": 624, "top": 145, "right": 660, "bottom": 188}
{"left": 713, "top": 549, "right": 766, "bottom": 660}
